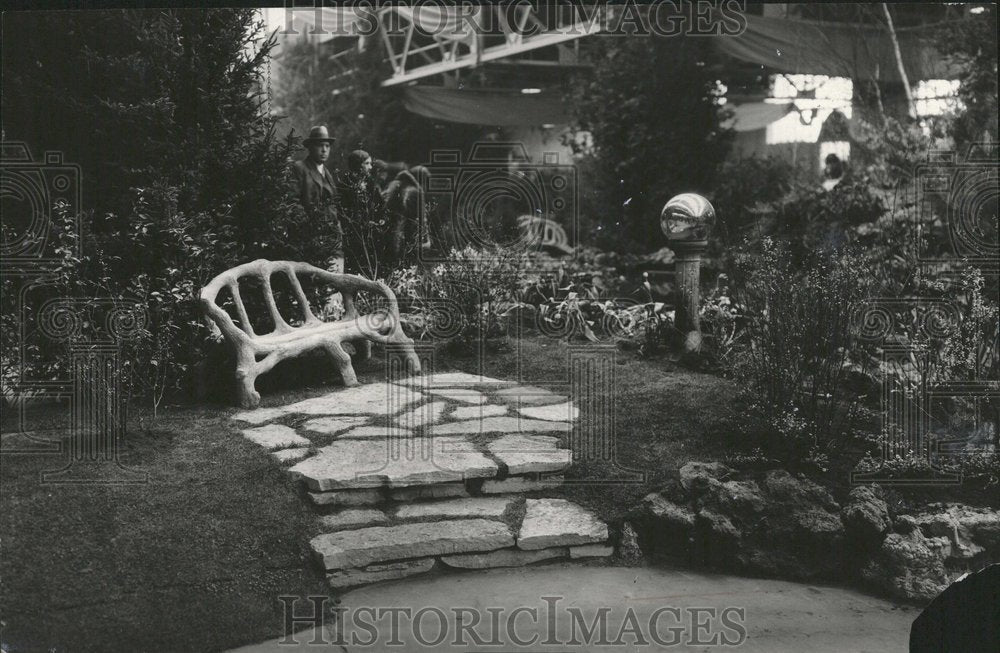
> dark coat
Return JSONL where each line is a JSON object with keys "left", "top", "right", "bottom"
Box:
{"left": 290, "top": 158, "right": 343, "bottom": 256}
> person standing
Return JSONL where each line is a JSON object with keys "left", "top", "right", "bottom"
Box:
{"left": 290, "top": 125, "right": 343, "bottom": 273}
{"left": 383, "top": 165, "right": 432, "bottom": 265}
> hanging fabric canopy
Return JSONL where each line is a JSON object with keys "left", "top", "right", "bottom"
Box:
{"left": 713, "top": 12, "right": 961, "bottom": 83}
{"left": 721, "top": 101, "right": 794, "bottom": 132}
{"left": 401, "top": 86, "right": 569, "bottom": 126}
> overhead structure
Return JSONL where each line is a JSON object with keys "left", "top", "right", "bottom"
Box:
{"left": 375, "top": 4, "right": 603, "bottom": 87}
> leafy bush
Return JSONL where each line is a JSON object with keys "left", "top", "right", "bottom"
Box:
{"left": 1, "top": 10, "right": 330, "bottom": 411}
{"left": 729, "top": 238, "right": 879, "bottom": 461}
{"left": 390, "top": 245, "right": 528, "bottom": 347}
{"left": 710, "top": 155, "right": 794, "bottom": 247}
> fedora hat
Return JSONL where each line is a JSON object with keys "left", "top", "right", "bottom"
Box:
{"left": 303, "top": 125, "right": 335, "bottom": 147}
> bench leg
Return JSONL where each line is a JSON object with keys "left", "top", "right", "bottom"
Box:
{"left": 324, "top": 341, "right": 359, "bottom": 387}
{"left": 235, "top": 367, "right": 261, "bottom": 409}
{"left": 388, "top": 332, "right": 422, "bottom": 375}
{"left": 354, "top": 339, "right": 372, "bottom": 362}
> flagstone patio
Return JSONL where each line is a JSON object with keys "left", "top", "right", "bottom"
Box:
{"left": 229, "top": 372, "right": 612, "bottom": 591}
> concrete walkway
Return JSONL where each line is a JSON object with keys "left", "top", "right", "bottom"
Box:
{"left": 228, "top": 564, "right": 917, "bottom": 652}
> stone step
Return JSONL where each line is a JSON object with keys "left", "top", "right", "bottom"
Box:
{"left": 311, "top": 518, "right": 514, "bottom": 571}
{"left": 327, "top": 558, "right": 436, "bottom": 590}
{"left": 395, "top": 497, "right": 512, "bottom": 521}
{"left": 289, "top": 436, "right": 499, "bottom": 491}
{"left": 517, "top": 498, "right": 609, "bottom": 550}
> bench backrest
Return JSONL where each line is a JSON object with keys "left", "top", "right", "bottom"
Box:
{"left": 199, "top": 259, "right": 398, "bottom": 345}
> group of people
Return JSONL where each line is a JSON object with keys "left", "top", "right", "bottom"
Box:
{"left": 289, "top": 124, "right": 431, "bottom": 275}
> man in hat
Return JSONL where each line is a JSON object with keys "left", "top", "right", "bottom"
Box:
{"left": 290, "top": 125, "right": 343, "bottom": 273}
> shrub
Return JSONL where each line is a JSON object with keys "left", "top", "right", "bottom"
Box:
{"left": 729, "top": 238, "right": 879, "bottom": 460}
{"left": 390, "top": 245, "right": 528, "bottom": 347}
{"left": 710, "top": 155, "right": 794, "bottom": 247}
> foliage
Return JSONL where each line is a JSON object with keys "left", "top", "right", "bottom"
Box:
{"left": 1, "top": 10, "right": 326, "bottom": 411}
{"left": 729, "top": 238, "right": 879, "bottom": 461}
{"left": 933, "top": 4, "right": 999, "bottom": 149}
{"left": 710, "top": 155, "right": 795, "bottom": 247}
{"left": 566, "top": 30, "right": 732, "bottom": 251}
{"left": 389, "top": 245, "right": 528, "bottom": 347}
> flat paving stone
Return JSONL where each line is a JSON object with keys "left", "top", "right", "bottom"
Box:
{"left": 301, "top": 416, "right": 371, "bottom": 435}
{"left": 311, "top": 519, "right": 514, "bottom": 570}
{"left": 289, "top": 436, "right": 498, "bottom": 491}
{"left": 390, "top": 483, "right": 469, "bottom": 502}
{"left": 327, "top": 558, "right": 435, "bottom": 590}
{"left": 481, "top": 475, "right": 564, "bottom": 494}
{"left": 319, "top": 509, "right": 389, "bottom": 531}
{"left": 487, "top": 435, "right": 572, "bottom": 475}
{"left": 396, "top": 497, "right": 512, "bottom": 521}
{"left": 231, "top": 407, "right": 288, "bottom": 425}
{"left": 242, "top": 424, "right": 310, "bottom": 450}
{"left": 270, "top": 447, "right": 312, "bottom": 464}
{"left": 517, "top": 499, "right": 608, "bottom": 550}
{"left": 517, "top": 401, "right": 579, "bottom": 422}
{"left": 426, "top": 388, "right": 487, "bottom": 404}
{"left": 449, "top": 404, "right": 508, "bottom": 420}
{"left": 569, "top": 543, "right": 614, "bottom": 559}
{"left": 492, "top": 385, "right": 568, "bottom": 406}
{"left": 337, "top": 426, "right": 413, "bottom": 440}
{"left": 394, "top": 401, "right": 448, "bottom": 428}
{"left": 393, "top": 372, "right": 513, "bottom": 387}
{"left": 431, "top": 416, "right": 571, "bottom": 436}
{"left": 282, "top": 384, "right": 424, "bottom": 416}
{"left": 308, "top": 489, "right": 383, "bottom": 507}
{"left": 440, "top": 547, "right": 567, "bottom": 569}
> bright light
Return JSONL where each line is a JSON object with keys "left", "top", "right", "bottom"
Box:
{"left": 766, "top": 74, "right": 853, "bottom": 144}
{"left": 970, "top": 6, "right": 985, "bottom": 14}
{"left": 914, "top": 79, "right": 963, "bottom": 116}
{"left": 521, "top": 88, "right": 542, "bottom": 94}
{"left": 541, "top": 123, "right": 555, "bottom": 129}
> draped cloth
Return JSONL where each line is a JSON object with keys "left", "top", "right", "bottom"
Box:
{"left": 713, "top": 12, "right": 960, "bottom": 83}
{"left": 721, "top": 101, "right": 794, "bottom": 132}
{"left": 401, "top": 86, "right": 569, "bottom": 126}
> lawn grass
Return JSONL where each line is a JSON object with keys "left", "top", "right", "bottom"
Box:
{"left": 1, "top": 335, "right": 737, "bottom": 652}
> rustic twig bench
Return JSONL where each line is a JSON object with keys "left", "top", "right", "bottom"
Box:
{"left": 199, "top": 259, "right": 421, "bottom": 408}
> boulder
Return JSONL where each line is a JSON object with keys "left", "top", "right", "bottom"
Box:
{"left": 863, "top": 518, "right": 952, "bottom": 602}
{"left": 761, "top": 469, "right": 839, "bottom": 512}
{"left": 841, "top": 486, "right": 892, "bottom": 546}
{"left": 678, "top": 462, "right": 733, "bottom": 493}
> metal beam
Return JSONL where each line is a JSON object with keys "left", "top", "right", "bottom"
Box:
{"left": 377, "top": 5, "right": 604, "bottom": 87}
{"left": 380, "top": 22, "right": 601, "bottom": 87}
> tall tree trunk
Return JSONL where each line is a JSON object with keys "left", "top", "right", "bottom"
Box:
{"left": 881, "top": 4, "right": 917, "bottom": 120}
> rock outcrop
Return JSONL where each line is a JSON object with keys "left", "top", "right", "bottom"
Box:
{"left": 631, "top": 461, "right": 1000, "bottom": 603}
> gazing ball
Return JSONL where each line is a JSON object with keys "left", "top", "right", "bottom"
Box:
{"left": 660, "top": 193, "right": 715, "bottom": 243}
